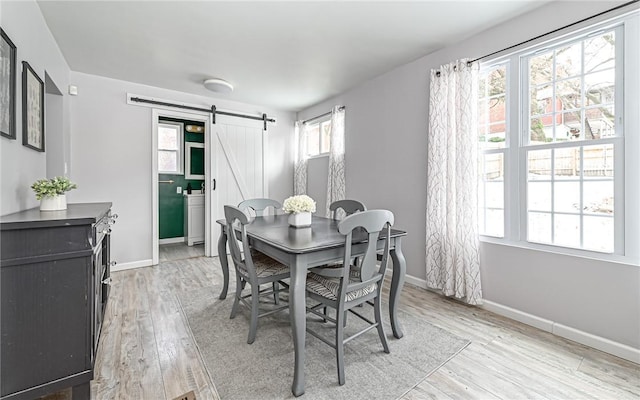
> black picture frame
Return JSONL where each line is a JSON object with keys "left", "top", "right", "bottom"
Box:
{"left": 22, "top": 61, "right": 44, "bottom": 152}
{"left": 1, "top": 28, "right": 16, "bottom": 139}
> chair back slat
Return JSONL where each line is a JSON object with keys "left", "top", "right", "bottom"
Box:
{"left": 337, "top": 209, "right": 394, "bottom": 297}
{"left": 330, "top": 199, "right": 366, "bottom": 220}
{"left": 238, "top": 198, "right": 281, "bottom": 217}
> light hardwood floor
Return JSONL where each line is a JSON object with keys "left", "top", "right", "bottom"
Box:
{"left": 86, "top": 244, "right": 638, "bottom": 399}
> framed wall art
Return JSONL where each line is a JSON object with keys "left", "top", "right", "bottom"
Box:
{"left": 1, "top": 28, "right": 16, "bottom": 139}
{"left": 22, "top": 61, "right": 44, "bottom": 152}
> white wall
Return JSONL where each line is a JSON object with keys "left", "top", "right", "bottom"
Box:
{"left": 0, "top": 1, "right": 71, "bottom": 215}
{"left": 68, "top": 72, "right": 295, "bottom": 265}
{"left": 298, "top": 0, "right": 640, "bottom": 352}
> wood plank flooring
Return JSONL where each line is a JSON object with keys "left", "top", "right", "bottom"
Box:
{"left": 84, "top": 244, "right": 639, "bottom": 399}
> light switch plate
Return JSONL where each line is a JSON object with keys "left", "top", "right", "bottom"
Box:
{"left": 177, "top": 186, "right": 182, "bottom": 194}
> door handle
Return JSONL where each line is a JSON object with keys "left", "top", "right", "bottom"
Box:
{"left": 212, "top": 179, "right": 216, "bottom": 191}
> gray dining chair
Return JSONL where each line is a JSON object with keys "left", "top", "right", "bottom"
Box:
{"left": 224, "top": 205, "right": 290, "bottom": 344}
{"left": 238, "top": 198, "right": 283, "bottom": 303}
{"left": 305, "top": 209, "right": 394, "bottom": 385}
{"left": 238, "top": 198, "right": 281, "bottom": 216}
{"left": 329, "top": 199, "right": 366, "bottom": 220}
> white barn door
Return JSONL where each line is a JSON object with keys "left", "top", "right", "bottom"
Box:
{"left": 209, "top": 115, "right": 266, "bottom": 255}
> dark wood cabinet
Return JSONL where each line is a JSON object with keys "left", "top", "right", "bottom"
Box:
{"left": 0, "top": 203, "right": 115, "bottom": 400}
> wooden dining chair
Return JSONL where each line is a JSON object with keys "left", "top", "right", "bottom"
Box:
{"left": 305, "top": 209, "right": 394, "bottom": 385}
{"left": 329, "top": 199, "right": 366, "bottom": 220}
{"left": 224, "top": 205, "right": 290, "bottom": 344}
{"left": 238, "top": 198, "right": 281, "bottom": 217}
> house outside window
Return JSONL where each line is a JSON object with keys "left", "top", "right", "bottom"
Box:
{"left": 158, "top": 122, "right": 184, "bottom": 174}
{"left": 478, "top": 12, "right": 638, "bottom": 262}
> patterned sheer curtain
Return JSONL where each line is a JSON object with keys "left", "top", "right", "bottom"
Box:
{"left": 294, "top": 120, "right": 308, "bottom": 195}
{"left": 326, "top": 106, "right": 346, "bottom": 217}
{"left": 425, "top": 59, "right": 483, "bottom": 305}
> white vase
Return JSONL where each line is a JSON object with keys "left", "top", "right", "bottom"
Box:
{"left": 40, "top": 194, "right": 67, "bottom": 211}
{"left": 288, "top": 211, "right": 312, "bottom": 228}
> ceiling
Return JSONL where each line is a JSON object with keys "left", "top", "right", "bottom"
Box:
{"left": 37, "top": 1, "right": 551, "bottom": 112}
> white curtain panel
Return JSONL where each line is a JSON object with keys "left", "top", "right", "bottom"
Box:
{"left": 425, "top": 59, "right": 483, "bottom": 305}
{"left": 326, "top": 106, "right": 346, "bottom": 217}
{"left": 294, "top": 120, "right": 308, "bottom": 195}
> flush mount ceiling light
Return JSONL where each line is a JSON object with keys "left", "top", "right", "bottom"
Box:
{"left": 203, "top": 78, "right": 234, "bottom": 93}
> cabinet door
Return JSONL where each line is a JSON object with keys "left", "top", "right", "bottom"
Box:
{"left": 1, "top": 257, "right": 90, "bottom": 396}
{"left": 189, "top": 204, "right": 205, "bottom": 243}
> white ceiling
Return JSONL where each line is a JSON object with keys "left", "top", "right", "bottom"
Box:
{"left": 37, "top": 1, "right": 551, "bottom": 112}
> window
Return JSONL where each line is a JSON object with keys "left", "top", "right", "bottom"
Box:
{"left": 478, "top": 12, "right": 638, "bottom": 261}
{"left": 478, "top": 64, "right": 508, "bottom": 237}
{"left": 158, "top": 122, "right": 183, "bottom": 174}
{"left": 523, "top": 29, "right": 619, "bottom": 252}
{"left": 306, "top": 117, "right": 331, "bottom": 157}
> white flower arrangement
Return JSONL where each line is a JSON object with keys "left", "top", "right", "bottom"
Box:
{"left": 282, "top": 195, "right": 316, "bottom": 214}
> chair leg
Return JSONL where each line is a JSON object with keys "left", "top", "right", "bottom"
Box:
{"left": 323, "top": 306, "right": 327, "bottom": 322}
{"left": 273, "top": 281, "right": 280, "bottom": 305}
{"left": 374, "top": 294, "right": 390, "bottom": 353}
{"left": 247, "top": 284, "right": 260, "bottom": 344}
{"left": 336, "top": 309, "right": 346, "bottom": 385}
{"left": 230, "top": 274, "right": 243, "bottom": 319}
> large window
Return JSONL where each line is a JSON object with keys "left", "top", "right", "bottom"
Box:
{"left": 523, "top": 28, "right": 620, "bottom": 252}
{"left": 158, "top": 122, "right": 184, "bottom": 174}
{"left": 478, "top": 13, "right": 638, "bottom": 261}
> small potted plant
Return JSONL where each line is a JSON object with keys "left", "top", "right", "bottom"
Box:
{"left": 31, "top": 176, "right": 77, "bottom": 211}
{"left": 282, "top": 195, "right": 316, "bottom": 228}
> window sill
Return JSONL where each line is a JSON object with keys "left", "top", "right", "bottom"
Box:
{"left": 479, "top": 236, "right": 639, "bottom": 267}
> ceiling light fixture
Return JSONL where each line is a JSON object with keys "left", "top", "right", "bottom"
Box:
{"left": 203, "top": 78, "right": 234, "bottom": 93}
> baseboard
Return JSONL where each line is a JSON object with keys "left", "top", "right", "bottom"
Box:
{"left": 112, "top": 259, "right": 153, "bottom": 272}
{"left": 159, "top": 237, "right": 185, "bottom": 245}
{"left": 480, "top": 300, "right": 554, "bottom": 332}
{"left": 552, "top": 322, "right": 640, "bottom": 364}
{"left": 481, "top": 299, "right": 639, "bottom": 363}
{"left": 401, "top": 272, "right": 639, "bottom": 364}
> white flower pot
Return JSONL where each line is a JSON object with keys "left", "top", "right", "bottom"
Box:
{"left": 40, "top": 194, "right": 67, "bottom": 211}
{"left": 288, "top": 211, "right": 312, "bottom": 228}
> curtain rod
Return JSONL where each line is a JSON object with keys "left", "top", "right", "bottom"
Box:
{"left": 130, "top": 96, "right": 275, "bottom": 131}
{"left": 302, "top": 105, "right": 346, "bottom": 125}
{"left": 467, "top": 0, "right": 638, "bottom": 65}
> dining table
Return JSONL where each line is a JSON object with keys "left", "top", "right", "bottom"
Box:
{"left": 216, "top": 214, "right": 407, "bottom": 397}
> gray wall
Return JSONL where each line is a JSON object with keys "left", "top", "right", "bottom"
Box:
{"left": 0, "top": 1, "right": 71, "bottom": 214}
{"left": 68, "top": 72, "right": 295, "bottom": 265}
{"left": 297, "top": 0, "right": 639, "bottom": 349}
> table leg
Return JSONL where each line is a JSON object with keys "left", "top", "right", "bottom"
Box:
{"left": 389, "top": 237, "right": 406, "bottom": 339}
{"left": 290, "top": 255, "right": 308, "bottom": 397}
{"left": 218, "top": 225, "right": 229, "bottom": 300}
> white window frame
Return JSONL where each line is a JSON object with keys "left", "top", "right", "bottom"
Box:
{"left": 158, "top": 121, "right": 184, "bottom": 174}
{"left": 479, "top": 11, "right": 639, "bottom": 265}
{"left": 305, "top": 116, "right": 331, "bottom": 158}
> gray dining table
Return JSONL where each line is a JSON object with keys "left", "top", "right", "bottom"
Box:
{"left": 216, "top": 214, "right": 407, "bottom": 397}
